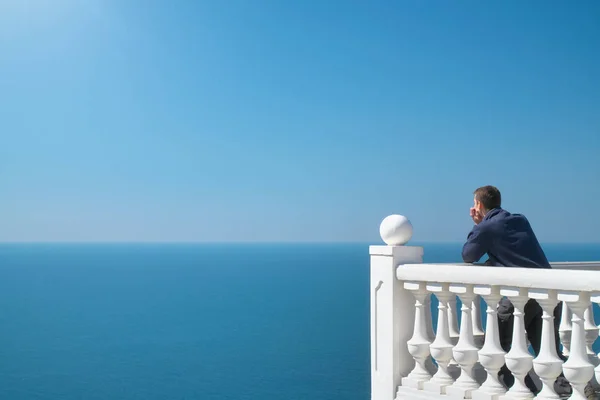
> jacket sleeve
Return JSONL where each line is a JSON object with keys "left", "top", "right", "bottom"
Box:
{"left": 462, "top": 225, "right": 492, "bottom": 264}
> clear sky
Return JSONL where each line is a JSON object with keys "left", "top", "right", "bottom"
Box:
{"left": 1, "top": 0, "right": 599, "bottom": 243}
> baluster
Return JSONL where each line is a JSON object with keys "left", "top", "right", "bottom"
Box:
{"left": 473, "top": 295, "right": 486, "bottom": 349}
{"left": 424, "top": 293, "right": 438, "bottom": 376}
{"left": 426, "top": 292, "right": 436, "bottom": 341}
{"left": 561, "top": 292, "right": 595, "bottom": 400}
{"left": 559, "top": 301, "right": 572, "bottom": 357}
{"left": 593, "top": 297, "right": 600, "bottom": 395}
{"left": 447, "top": 284, "right": 480, "bottom": 400}
{"left": 424, "top": 284, "right": 455, "bottom": 394}
{"left": 472, "top": 294, "right": 487, "bottom": 386}
{"left": 402, "top": 282, "right": 432, "bottom": 389}
{"left": 448, "top": 295, "right": 462, "bottom": 379}
{"left": 584, "top": 304, "right": 600, "bottom": 391}
{"left": 502, "top": 288, "right": 534, "bottom": 399}
{"left": 472, "top": 286, "right": 506, "bottom": 400}
{"left": 531, "top": 290, "right": 564, "bottom": 400}
{"left": 449, "top": 294, "right": 460, "bottom": 342}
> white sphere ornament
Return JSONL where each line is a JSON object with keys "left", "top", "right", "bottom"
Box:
{"left": 379, "top": 214, "right": 413, "bottom": 246}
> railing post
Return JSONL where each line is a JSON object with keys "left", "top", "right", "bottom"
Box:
{"left": 370, "top": 215, "right": 423, "bottom": 400}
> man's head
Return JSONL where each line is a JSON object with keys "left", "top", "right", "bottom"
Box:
{"left": 473, "top": 185, "right": 501, "bottom": 215}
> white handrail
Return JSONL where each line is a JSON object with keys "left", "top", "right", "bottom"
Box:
{"left": 551, "top": 262, "right": 600, "bottom": 270}
{"left": 406, "top": 262, "right": 600, "bottom": 270}
{"left": 396, "top": 263, "right": 600, "bottom": 293}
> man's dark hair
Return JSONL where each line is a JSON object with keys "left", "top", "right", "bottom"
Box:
{"left": 474, "top": 186, "right": 501, "bottom": 210}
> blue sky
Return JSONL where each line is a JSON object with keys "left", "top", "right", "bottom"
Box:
{"left": 1, "top": 0, "right": 599, "bottom": 243}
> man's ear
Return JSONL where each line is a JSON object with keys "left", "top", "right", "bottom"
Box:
{"left": 475, "top": 201, "right": 486, "bottom": 214}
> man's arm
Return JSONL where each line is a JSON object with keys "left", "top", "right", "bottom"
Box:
{"left": 462, "top": 225, "right": 492, "bottom": 263}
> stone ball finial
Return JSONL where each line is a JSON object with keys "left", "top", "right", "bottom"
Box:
{"left": 379, "top": 214, "right": 413, "bottom": 246}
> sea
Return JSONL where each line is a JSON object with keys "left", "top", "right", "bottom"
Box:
{"left": 1, "top": 243, "right": 599, "bottom": 400}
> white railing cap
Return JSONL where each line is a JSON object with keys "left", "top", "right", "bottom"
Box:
{"left": 396, "top": 263, "right": 600, "bottom": 293}
{"left": 550, "top": 262, "right": 600, "bottom": 270}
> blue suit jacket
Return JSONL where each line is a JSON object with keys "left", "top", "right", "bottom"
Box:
{"left": 462, "top": 208, "right": 550, "bottom": 268}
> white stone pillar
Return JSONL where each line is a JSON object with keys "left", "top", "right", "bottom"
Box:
{"left": 593, "top": 298, "right": 600, "bottom": 394}
{"left": 531, "top": 290, "right": 564, "bottom": 400}
{"left": 449, "top": 296, "right": 461, "bottom": 343}
{"left": 472, "top": 295, "right": 486, "bottom": 349}
{"left": 370, "top": 215, "right": 423, "bottom": 400}
{"left": 424, "top": 293, "right": 438, "bottom": 377}
{"left": 472, "top": 294, "right": 487, "bottom": 387}
{"left": 501, "top": 288, "right": 534, "bottom": 400}
{"left": 447, "top": 294, "right": 462, "bottom": 380}
{"left": 402, "top": 282, "right": 433, "bottom": 389}
{"left": 424, "top": 284, "right": 455, "bottom": 395}
{"left": 447, "top": 284, "right": 481, "bottom": 400}
{"left": 425, "top": 293, "right": 436, "bottom": 342}
{"left": 584, "top": 304, "right": 600, "bottom": 390}
{"left": 559, "top": 301, "right": 572, "bottom": 357}
{"left": 472, "top": 286, "right": 507, "bottom": 400}
{"left": 583, "top": 305, "right": 598, "bottom": 356}
{"left": 560, "top": 292, "right": 595, "bottom": 400}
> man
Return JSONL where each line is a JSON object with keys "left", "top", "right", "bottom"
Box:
{"left": 462, "top": 186, "right": 573, "bottom": 398}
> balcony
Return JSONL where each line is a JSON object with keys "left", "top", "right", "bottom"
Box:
{"left": 370, "top": 215, "right": 600, "bottom": 400}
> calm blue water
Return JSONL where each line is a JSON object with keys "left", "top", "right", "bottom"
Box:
{"left": 0, "top": 243, "right": 599, "bottom": 400}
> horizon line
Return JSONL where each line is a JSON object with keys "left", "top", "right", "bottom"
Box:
{"left": 1, "top": 241, "right": 599, "bottom": 245}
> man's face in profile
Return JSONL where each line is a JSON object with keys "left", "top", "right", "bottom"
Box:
{"left": 473, "top": 196, "right": 483, "bottom": 213}
{"left": 470, "top": 196, "right": 485, "bottom": 224}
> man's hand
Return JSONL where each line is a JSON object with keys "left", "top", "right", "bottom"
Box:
{"left": 470, "top": 207, "right": 484, "bottom": 225}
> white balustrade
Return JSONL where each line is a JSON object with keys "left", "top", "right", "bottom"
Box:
{"left": 370, "top": 214, "right": 600, "bottom": 400}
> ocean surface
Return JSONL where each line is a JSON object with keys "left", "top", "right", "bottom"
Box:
{"left": 1, "top": 243, "right": 599, "bottom": 400}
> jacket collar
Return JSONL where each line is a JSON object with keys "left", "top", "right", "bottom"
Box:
{"left": 483, "top": 207, "right": 503, "bottom": 221}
